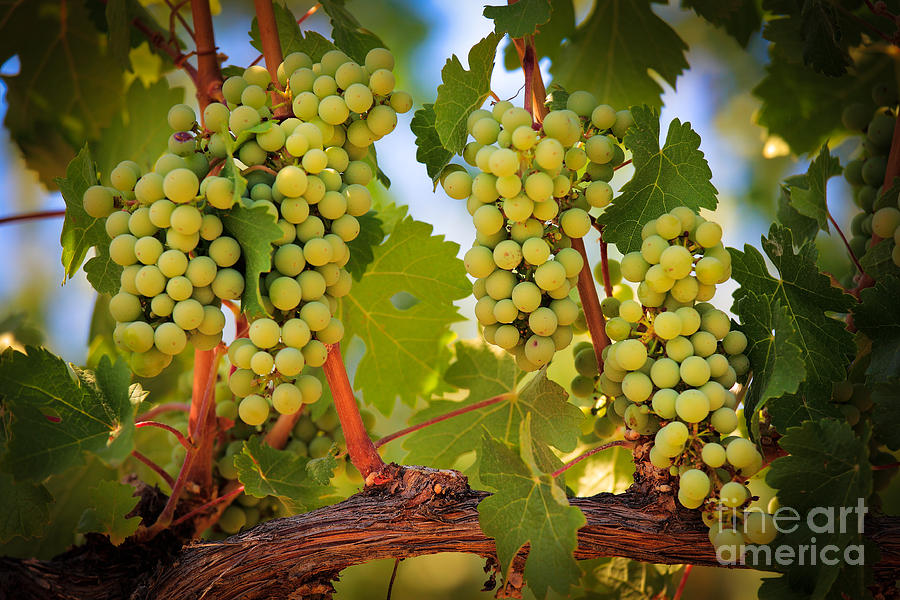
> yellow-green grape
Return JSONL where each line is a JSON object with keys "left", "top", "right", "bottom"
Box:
{"left": 163, "top": 168, "right": 199, "bottom": 204}
{"left": 679, "top": 468, "right": 710, "bottom": 502}
{"left": 620, "top": 252, "right": 650, "bottom": 282}
{"left": 622, "top": 371, "right": 653, "bottom": 403}
{"left": 680, "top": 355, "right": 711, "bottom": 386}
{"left": 743, "top": 512, "right": 777, "bottom": 544}
{"left": 272, "top": 383, "right": 303, "bottom": 415}
{"left": 725, "top": 438, "right": 758, "bottom": 468}
{"left": 720, "top": 481, "right": 749, "bottom": 508}
{"left": 125, "top": 321, "right": 155, "bottom": 353}
{"left": 649, "top": 358, "right": 680, "bottom": 389}
{"left": 651, "top": 388, "right": 677, "bottom": 419}
{"left": 154, "top": 322, "right": 187, "bottom": 355}
{"left": 282, "top": 318, "right": 312, "bottom": 348}
{"left": 722, "top": 331, "right": 748, "bottom": 355}
{"left": 711, "top": 407, "right": 738, "bottom": 433}
{"left": 274, "top": 347, "right": 305, "bottom": 377}
{"left": 168, "top": 103, "right": 196, "bottom": 131}
{"left": 249, "top": 318, "right": 280, "bottom": 349}
{"left": 296, "top": 373, "right": 323, "bottom": 403}
{"left": 239, "top": 394, "right": 269, "bottom": 426}
{"left": 585, "top": 181, "right": 613, "bottom": 208}
{"left": 534, "top": 138, "right": 564, "bottom": 170}
{"left": 675, "top": 389, "right": 709, "bottom": 423}
{"left": 389, "top": 90, "right": 413, "bottom": 113}
{"left": 694, "top": 221, "right": 723, "bottom": 248}
{"left": 250, "top": 350, "right": 275, "bottom": 376}
{"left": 524, "top": 335, "right": 555, "bottom": 367}
{"left": 441, "top": 170, "right": 473, "bottom": 200}
{"left": 211, "top": 268, "right": 245, "bottom": 300}
{"left": 83, "top": 186, "right": 116, "bottom": 218}
{"left": 614, "top": 339, "right": 647, "bottom": 370}
{"left": 701, "top": 442, "right": 726, "bottom": 468}
{"left": 653, "top": 312, "right": 682, "bottom": 340}
{"left": 172, "top": 299, "right": 204, "bottom": 330}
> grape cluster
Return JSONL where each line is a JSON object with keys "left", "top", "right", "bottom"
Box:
{"left": 443, "top": 91, "right": 633, "bottom": 370}
{"left": 571, "top": 208, "right": 769, "bottom": 555}
{"left": 87, "top": 47, "right": 410, "bottom": 427}
{"left": 842, "top": 83, "right": 900, "bottom": 269}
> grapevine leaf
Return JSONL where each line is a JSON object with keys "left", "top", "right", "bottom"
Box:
{"left": 853, "top": 276, "right": 900, "bottom": 384}
{"left": 319, "top": 0, "right": 385, "bottom": 64}
{"left": 339, "top": 215, "right": 470, "bottom": 414}
{"left": 870, "top": 380, "right": 900, "bottom": 451}
{"left": 76, "top": 480, "right": 139, "bottom": 545}
{"left": 576, "top": 558, "right": 684, "bottom": 600}
{"left": 58, "top": 145, "right": 111, "bottom": 283}
{"left": 403, "top": 344, "right": 581, "bottom": 468}
{"left": 234, "top": 437, "right": 335, "bottom": 511}
{"left": 733, "top": 291, "right": 806, "bottom": 430}
{"left": 681, "top": 0, "right": 761, "bottom": 47}
{"left": 105, "top": 0, "right": 131, "bottom": 69}
{"left": 549, "top": 0, "right": 687, "bottom": 110}
{"left": 767, "top": 381, "right": 841, "bottom": 432}
{"left": 0, "top": 0, "right": 124, "bottom": 187}
{"left": 763, "top": 419, "right": 872, "bottom": 599}
{"left": 0, "top": 350, "right": 134, "bottom": 481}
{"left": 410, "top": 104, "right": 452, "bottom": 180}
{"left": 250, "top": 3, "right": 338, "bottom": 61}
{"left": 754, "top": 51, "right": 893, "bottom": 155}
{"left": 345, "top": 211, "right": 385, "bottom": 280}
{"left": 784, "top": 143, "right": 842, "bottom": 232}
{"left": 503, "top": 0, "right": 574, "bottom": 70}
{"left": 599, "top": 105, "right": 718, "bottom": 253}
{"left": 484, "top": 0, "right": 552, "bottom": 38}
{"left": 221, "top": 204, "right": 282, "bottom": 319}
{"left": 776, "top": 179, "right": 819, "bottom": 245}
{"left": 433, "top": 33, "right": 503, "bottom": 155}
{"left": 545, "top": 87, "right": 569, "bottom": 112}
{"left": 306, "top": 449, "right": 338, "bottom": 486}
{"left": 730, "top": 224, "right": 854, "bottom": 392}
{"left": 0, "top": 473, "right": 52, "bottom": 542}
{"left": 85, "top": 252, "right": 124, "bottom": 296}
{"left": 763, "top": 0, "right": 857, "bottom": 77}
{"left": 859, "top": 239, "right": 899, "bottom": 281}
{"left": 0, "top": 313, "right": 43, "bottom": 347}
{"left": 477, "top": 418, "right": 585, "bottom": 598}
{"left": 93, "top": 79, "right": 185, "bottom": 181}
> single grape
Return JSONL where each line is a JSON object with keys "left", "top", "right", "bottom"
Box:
{"left": 675, "top": 389, "right": 709, "bottom": 422}
{"left": 679, "top": 469, "right": 710, "bottom": 501}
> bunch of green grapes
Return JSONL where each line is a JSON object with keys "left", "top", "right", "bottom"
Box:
{"left": 842, "top": 83, "right": 900, "bottom": 270}
{"left": 91, "top": 106, "right": 239, "bottom": 378}
{"left": 442, "top": 91, "right": 633, "bottom": 370}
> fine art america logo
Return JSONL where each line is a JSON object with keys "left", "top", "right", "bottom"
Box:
{"left": 715, "top": 498, "right": 868, "bottom": 566}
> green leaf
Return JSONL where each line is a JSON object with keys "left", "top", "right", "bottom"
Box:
{"left": 84, "top": 251, "right": 125, "bottom": 296}
{"left": 94, "top": 79, "right": 185, "bottom": 181}
{"left": 754, "top": 50, "right": 893, "bottom": 155}
{"left": 105, "top": 0, "right": 131, "bottom": 69}
{"left": 859, "top": 239, "right": 899, "bottom": 281}
{"left": 853, "top": 276, "right": 900, "bottom": 384}
{"left": 234, "top": 437, "right": 335, "bottom": 511}
{"left": 763, "top": 0, "right": 858, "bottom": 77}
{"left": 503, "top": 0, "right": 575, "bottom": 70}
{"left": 0, "top": 473, "right": 52, "bottom": 542}
{"left": 730, "top": 225, "right": 854, "bottom": 392}
{"left": 784, "top": 143, "right": 842, "bottom": 232}
{"left": 0, "top": 349, "right": 134, "bottom": 481}
{"left": 410, "top": 104, "right": 453, "bottom": 180}
{"left": 403, "top": 344, "right": 582, "bottom": 468}
{"left": 681, "top": 0, "right": 761, "bottom": 47}
{"left": 870, "top": 380, "right": 900, "bottom": 451}
{"left": 478, "top": 418, "right": 585, "bottom": 598}
{"left": 549, "top": 0, "right": 687, "bottom": 110}
{"left": 0, "top": 0, "right": 124, "bottom": 187}
{"left": 221, "top": 204, "right": 282, "bottom": 319}
{"left": 58, "top": 145, "right": 119, "bottom": 291}
{"left": 734, "top": 291, "right": 806, "bottom": 430}
{"left": 345, "top": 211, "right": 385, "bottom": 280}
{"left": 76, "top": 480, "right": 140, "bottom": 545}
{"left": 433, "top": 33, "right": 503, "bottom": 155}
{"left": 484, "top": 0, "right": 552, "bottom": 37}
{"left": 339, "top": 215, "right": 470, "bottom": 414}
{"left": 599, "top": 105, "right": 718, "bottom": 253}
{"left": 576, "top": 558, "right": 684, "bottom": 600}
{"left": 250, "top": 3, "right": 338, "bottom": 61}
{"left": 776, "top": 178, "right": 819, "bottom": 245}
{"left": 767, "top": 382, "right": 841, "bottom": 432}
{"left": 319, "top": 0, "right": 385, "bottom": 63}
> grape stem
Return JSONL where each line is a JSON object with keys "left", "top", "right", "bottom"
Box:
{"left": 135, "top": 420, "right": 193, "bottom": 449}
{"left": 595, "top": 223, "right": 614, "bottom": 297}
{"left": 385, "top": 558, "right": 401, "bottom": 600}
{"left": 672, "top": 564, "right": 693, "bottom": 600}
{"left": 163, "top": 0, "right": 195, "bottom": 43}
{"left": 827, "top": 210, "right": 867, "bottom": 279}
{"left": 131, "top": 450, "right": 176, "bottom": 489}
{"left": 571, "top": 237, "right": 610, "bottom": 373}
{"left": 873, "top": 461, "right": 900, "bottom": 471}
{"left": 186, "top": 345, "right": 226, "bottom": 498}
{"left": 374, "top": 393, "right": 514, "bottom": 448}
{"left": 171, "top": 484, "right": 245, "bottom": 527}
{"left": 249, "top": 3, "right": 321, "bottom": 67}
{"left": 0, "top": 209, "right": 66, "bottom": 226}
{"left": 550, "top": 440, "right": 632, "bottom": 478}
{"left": 136, "top": 402, "right": 191, "bottom": 421}
{"left": 190, "top": 0, "right": 224, "bottom": 110}
{"left": 264, "top": 409, "right": 305, "bottom": 450}
{"left": 522, "top": 38, "right": 536, "bottom": 120}
{"left": 116, "top": 2, "right": 200, "bottom": 86}
{"left": 253, "top": 0, "right": 284, "bottom": 89}
{"left": 322, "top": 343, "right": 385, "bottom": 478}
{"left": 614, "top": 158, "right": 632, "bottom": 171}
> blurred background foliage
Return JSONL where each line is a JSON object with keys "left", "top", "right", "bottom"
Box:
{"left": 0, "top": 0, "right": 881, "bottom": 598}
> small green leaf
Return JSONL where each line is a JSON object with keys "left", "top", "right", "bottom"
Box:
{"left": 0, "top": 349, "right": 134, "bottom": 481}
{"left": 784, "top": 143, "right": 842, "bottom": 232}
{"left": 234, "top": 437, "right": 335, "bottom": 511}
{"left": 76, "top": 480, "right": 140, "bottom": 545}
{"left": 853, "top": 276, "right": 900, "bottom": 385}
{"left": 734, "top": 291, "right": 806, "bottom": 430}
{"left": 577, "top": 558, "right": 684, "bottom": 600}
{"left": 0, "top": 473, "right": 52, "bottom": 542}
{"left": 250, "top": 3, "right": 338, "bottom": 61}
{"left": 503, "top": 0, "right": 574, "bottom": 70}
{"left": 870, "top": 380, "right": 900, "bottom": 450}
{"left": 767, "top": 382, "right": 841, "bottom": 432}
{"left": 484, "top": 0, "right": 552, "bottom": 37}
{"left": 410, "top": 104, "right": 453, "bottom": 180}
{"left": 221, "top": 204, "right": 282, "bottom": 319}
{"left": 550, "top": 0, "right": 687, "bottom": 110}
{"left": 730, "top": 225, "right": 854, "bottom": 392}
{"left": 319, "top": 0, "right": 385, "bottom": 63}
{"left": 345, "top": 211, "right": 385, "bottom": 280}
{"left": 339, "top": 214, "right": 470, "bottom": 414}
{"left": 306, "top": 448, "right": 338, "bottom": 486}
{"left": 478, "top": 418, "right": 585, "bottom": 598}
{"left": 859, "top": 239, "right": 899, "bottom": 281}
{"left": 776, "top": 178, "right": 819, "bottom": 245}
{"left": 105, "top": 0, "right": 131, "bottom": 69}
{"left": 599, "top": 105, "right": 718, "bottom": 253}
{"left": 681, "top": 0, "right": 761, "bottom": 47}
{"left": 434, "top": 33, "right": 503, "bottom": 155}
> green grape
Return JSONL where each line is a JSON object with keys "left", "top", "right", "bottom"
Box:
{"left": 272, "top": 383, "right": 303, "bottom": 415}
{"left": 622, "top": 371, "right": 652, "bottom": 403}
{"left": 651, "top": 388, "right": 677, "bottom": 419}
{"left": 228, "top": 368, "right": 257, "bottom": 398}
{"left": 267, "top": 277, "right": 301, "bottom": 311}
{"left": 133, "top": 236, "right": 163, "bottom": 266}
{"left": 124, "top": 321, "right": 155, "bottom": 353}
{"left": 104, "top": 212, "right": 130, "bottom": 240}
{"left": 701, "top": 442, "right": 726, "bottom": 468}
{"left": 247, "top": 318, "right": 279, "bottom": 349}
{"left": 162, "top": 168, "right": 199, "bottom": 204}
{"left": 533, "top": 261, "right": 566, "bottom": 291}
{"left": 584, "top": 180, "right": 613, "bottom": 208}
{"left": 200, "top": 214, "right": 223, "bottom": 242}
{"left": 316, "top": 317, "right": 344, "bottom": 344}
{"left": 524, "top": 334, "right": 555, "bottom": 366}
{"left": 297, "top": 270, "right": 327, "bottom": 299}
{"left": 492, "top": 299, "right": 517, "bottom": 323}
{"left": 680, "top": 355, "right": 711, "bottom": 386}
{"left": 616, "top": 299, "right": 640, "bottom": 323}
{"left": 649, "top": 358, "right": 680, "bottom": 388}
{"left": 600, "top": 296, "right": 621, "bottom": 318}
{"left": 165, "top": 276, "right": 192, "bottom": 301}
{"left": 675, "top": 389, "right": 709, "bottom": 422}
{"left": 152, "top": 322, "right": 186, "bottom": 355}
{"left": 120, "top": 265, "right": 141, "bottom": 295}
{"left": 612, "top": 109, "right": 634, "bottom": 139}
{"left": 721, "top": 330, "right": 747, "bottom": 355}
{"left": 198, "top": 305, "right": 226, "bottom": 335}
{"left": 658, "top": 420, "right": 689, "bottom": 446}
{"left": 484, "top": 269, "right": 515, "bottom": 300}
{"left": 720, "top": 481, "right": 749, "bottom": 508}
{"left": 526, "top": 307, "right": 555, "bottom": 336}
{"left": 317, "top": 95, "right": 349, "bottom": 125}
{"left": 873, "top": 206, "right": 900, "bottom": 238}
{"left": 725, "top": 438, "right": 757, "bottom": 468}
{"left": 653, "top": 312, "right": 681, "bottom": 340}
{"left": 83, "top": 185, "right": 115, "bottom": 218}
{"left": 548, "top": 298, "right": 578, "bottom": 327}
{"left": 620, "top": 252, "right": 650, "bottom": 282}
{"left": 491, "top": 240, "right": 521, "bottom": 270}
{"left": 299, "top": 301, "right": 331, "bottom": 331}
{"left": 700, "top": 381, "right": 726, "bottom": 411}
{"left": 248, "top": 349, "right": 273, "bottom": 375}
{"left": 369, "top": 68, "right": 395, "bottom": 96}
{"left": 574, "top": 347, "right": 599, "bottom": 378}
{"left": 743, "top": 512, "right": 777, "bottom": 545}
{"left": 649, "top": 444, "right": 672, "bottom": 469}
{"left": 693, "top": 257, "right": 723, "bottom": 286}
{"left": 711, "top": 407, "right": 738, "bottom": 434}
{"left": 657, "top": 245, "right": 692, "bottom": 279}
{"left": 534, "top": 138, "right": 564, "bottom": 170}
{"left": 295, "top": 373, "right": 323, "bottom": 403}
{"left": 239, "top": 394, "right": 270, "bottom": 426}
{"left": 171, "top": 299, "right": 203, "bottom": 331}
{"left": 590, "top": 104, "right": 616, "bottom": 129}
{"left": 150, "top": 293, "right": 175, "bottom": 317}
{"left": 605, "top": 317, "right": 631, "bottom": 341}
{"left": 167, "top": 103, "right": 196, "bottom": 131}
{"left": 109, "top": 292, "right": 142, "bottom": 322}
{"left": 615, "top": 339, "right": 647, "bottom": 370}
{"left": 690, "top": 331, "right": 717, "bottom": 357}
{"left": 700, "top": 309, "right": 731, "bottom": 340}
{"left": 133, "top": 265, "right": 165, "bottom": 297}
{"left": 662, "top": 336, "right": 690, "bottom": 362}
{"left": 461, "top": 246, "right": 492, "bottom": 278}
{"left": 862, "top": 155, "right": 887, "bottom": 186}
{"left": 560, "top": 208, "right": 591, "bottom": 238}
{"left": 389, "top": 90, "right": 413, "bottom": 114}
{"left": 184, "top": 257, "right": 216, "bottom": 288}
{"left": 501, "top": 194, "right": 532, "bottom": 220}
{"left": 440, "top": 170, "right": 473, "bottom": 200}
{"left": 694, "top": 221, "right": 722, "bottom": 248}
{"left": 679, "top": 468, "right": 710, "bottom": 501}
{"left": 277, "top": 319, "right": 309, "bottom": 350}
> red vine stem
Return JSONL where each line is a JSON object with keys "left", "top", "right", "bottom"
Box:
{"left": 186, "top": 345, "right": 225, "bottom": 495}
{"left": 672, "top": 564, "right": 693, "bottom": 600}
{"left": 873, "top": 461, "right": 900, "bottom": 471}
{"left": 135, "top": 421, "right": 192, "bottom": 449}
{"left": 571, "top": 237, "right": 610, "bottom": 372}
{"left": 322, "top": 344, "right": 385, "bottom": 478}
{"left": 253, "top": 0, "right": 285, "bottom": 91}
{"left": 131, "top": 450, "right": 176, "bottom": 489}
{"left": 614, "top": 158, "right": 632, "bottom": 171}
{"left": 0, "top": 209, "right": 65, "bottom": 226}
{"left": 189, "top": 0, "right": 224, "bottom": 110}
{"left": 249, "top": 3, "right": 320, "bottom": 67}
{"left": 171, "top": 484, "right": 245, "bottom": 527}
{"left": 522, "top": 39, "right": 535, "bottom": 120}
{"left": 125, "top": 7, "right": 199, "bottom": 85}
{"left": 137, "top": 402, "right": 190, "bottom": 421}
{"left": 163, "top": 0, "right": 195, "bottom": 42}
{"left": 550, "top": 440, "right": 631, "bottom": 478}
{"left": 597, "top": 226, "right": 614, "bottom": 298}
{"left": 374, "top": 393, "right": 514, "bottom": 448}
{"left": 265, "top": 410, "right": 305, "bottom": 450}
{"left": 828, "top": 211, "right": 866, "bottom": 278}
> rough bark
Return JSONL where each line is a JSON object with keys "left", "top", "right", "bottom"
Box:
{"left": 2, "top": 465, "right": 899, "bottom": 600}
